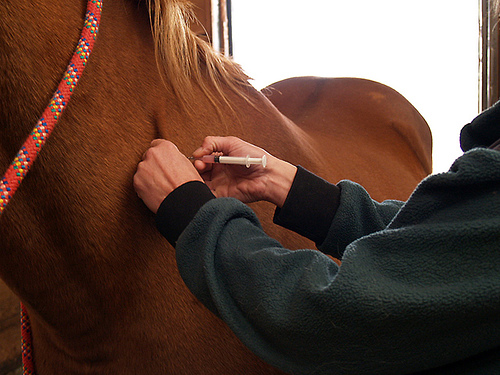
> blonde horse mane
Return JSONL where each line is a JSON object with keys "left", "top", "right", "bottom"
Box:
{"left": 148, "top": 0, "right": 254, "bottom": 111}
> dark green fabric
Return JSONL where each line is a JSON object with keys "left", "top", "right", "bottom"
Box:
{"left": 152, "top": 104, "right": 500, "bottom": 374}
{"left": 175, "top": 148, "right": 500, "bottom": 374}
{"left": 460, "top": 100, "right": 500, "bottom": 151}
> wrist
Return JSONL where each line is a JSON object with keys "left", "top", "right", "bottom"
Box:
{"left": 155, "top": 181, "right": 216, "bottom": 246}
{"left": 273, "top": 166, "right": 341, "bottom": 246}
{"left": 265, "top": 159, "right": 297, "bottom": 207}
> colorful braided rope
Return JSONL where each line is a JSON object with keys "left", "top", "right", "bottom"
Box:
{"left": 0, "top": 1, "right": 102, "bottom": 374}
{"left": 0, "top": 0, "right": 102, "bottom": 215}
{"left": 20, "top": 304, "right": 35, "bottom": 375}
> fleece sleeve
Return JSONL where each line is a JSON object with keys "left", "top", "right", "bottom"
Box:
{"left": 272, "top": 166, "right": 404, "bottom": 258}
{"left": 171, "top": 148, "right": 500, "bottom": 375}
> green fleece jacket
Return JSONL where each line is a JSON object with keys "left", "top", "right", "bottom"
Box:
{"left": 155, "top": 104, "right": 500, "bottom": 374}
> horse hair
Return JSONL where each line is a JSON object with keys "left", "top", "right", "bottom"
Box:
{"left": 148, "top": 0, "right": 255, "bottom": 112}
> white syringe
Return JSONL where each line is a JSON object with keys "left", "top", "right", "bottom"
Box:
{"left": 189, "top": 155, "right": 267, "bottom": 168}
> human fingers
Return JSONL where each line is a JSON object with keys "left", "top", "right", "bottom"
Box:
{"left": 190, "top": 136, "right": 231, "bottom": 174}
{"left": 192, "top": 136, "right": 245, "bottom": 158}
{"left": 150, "top": 138, "right": 166, "bottom": 148}
{"left": 192, "top": 137, "right": 271, "bottom": 169}
{"left": 142, "top": 139, "right": 171, "bottom": 160}
{"left": 193, "top": 159, "right": 213, "bottom": 176}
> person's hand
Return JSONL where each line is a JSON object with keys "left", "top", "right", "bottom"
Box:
{"left": 134, "top": 139, "right": 203, "bottom": 213}
{"left": 192, "top": 136, "right": 297, "bottom": 207}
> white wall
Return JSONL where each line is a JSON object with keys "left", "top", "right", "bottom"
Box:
{"left": 231, "top": 0, "right": 480, "bottom": 173}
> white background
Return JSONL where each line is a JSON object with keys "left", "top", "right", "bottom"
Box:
{"left": 231, "top": 0, "right": 480, "bottom": 173}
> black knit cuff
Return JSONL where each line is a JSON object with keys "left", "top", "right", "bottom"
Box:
{"left": 273, "top": 166, "right": 341, "bottom": 245}
{"left": 155, "top": 181, "right": 216, "bottom": 246}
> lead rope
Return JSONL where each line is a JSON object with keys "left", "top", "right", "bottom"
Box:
{"left": 0, "top": 1, "right": 103, "bottom": 373}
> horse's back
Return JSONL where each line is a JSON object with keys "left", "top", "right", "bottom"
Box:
{"left": 263, "top": 76, "right": 432, "bottom": 201}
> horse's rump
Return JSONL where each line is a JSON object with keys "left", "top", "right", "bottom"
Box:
{"left": 263, "top": 76, "right": 432, "bottom": 201}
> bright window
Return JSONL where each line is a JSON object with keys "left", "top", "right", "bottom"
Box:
{"left": 231, "top": 1, "right": 480, "bottom": 173}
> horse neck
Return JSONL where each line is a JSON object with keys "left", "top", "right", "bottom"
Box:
{"left": 0, "top": 0, "right": 155, "bottom": 337}
{"left": 0, "top": 1, "right": 318, "bottom": 372}
{"left": 0, "top": 1, "right": 89, "bottom": 164}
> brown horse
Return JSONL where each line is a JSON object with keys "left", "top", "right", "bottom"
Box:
{"left": 0, "top": 0, "right": 431, "bottom": 373}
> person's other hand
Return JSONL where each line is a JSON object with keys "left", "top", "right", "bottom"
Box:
{"left": 192, "top": 136, "right": 297, "bottom": 207}
{"left": 134, "top": 139, "right": 203, "bottom": 213}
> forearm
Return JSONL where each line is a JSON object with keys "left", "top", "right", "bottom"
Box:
{"left": 156, "top": 166, "right": 403, "bottom": 255}
{"left": 173, "top": 189, "right": 500, "bottom": 375}
{"left": 172, "top": 157, "right": 500, "bottom": 374}
{"left": 273, "top": 167, "right": 403, "bottom": 257}
{"left": 155, "top": 165, "right": 342, "bottom": 247}
{"left": 273, "top": 166, "right": 341, "bottom": 245}
{"left": 174, "top": 198, "right": 342, "bottom": 374}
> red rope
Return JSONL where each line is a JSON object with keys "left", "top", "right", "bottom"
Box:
{"left": 0, "top": 1, "right": 103, "bottom": 373}
{"left": 20, "top": 304, "right": 35, "bottom": 375}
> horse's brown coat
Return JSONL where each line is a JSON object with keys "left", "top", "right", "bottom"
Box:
{"left": 0, "top": 0, "right": 431, "bottom": 373}
{"left": 263, "top": 76, "right": 432, "bottom": 201}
